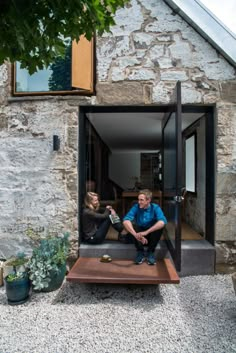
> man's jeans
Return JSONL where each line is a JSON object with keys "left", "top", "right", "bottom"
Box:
{"left": 132, "top": 224, "right": 163, "bottom": 253}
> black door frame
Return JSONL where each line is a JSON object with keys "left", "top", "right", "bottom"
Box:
{"left": 78, "top": 104, "right": 216, "bottom": 255}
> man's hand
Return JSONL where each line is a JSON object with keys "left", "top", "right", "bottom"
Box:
{"left": 135, "top": 232, "right": 148, "bottom": 244}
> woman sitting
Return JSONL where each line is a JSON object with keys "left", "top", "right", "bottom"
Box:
{"left": 82, "top": 192, "right": 128, "bottom": 244}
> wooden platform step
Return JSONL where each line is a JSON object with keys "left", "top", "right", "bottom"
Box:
{"left": 66, "top": 257, "right": 180, "bottom": 284}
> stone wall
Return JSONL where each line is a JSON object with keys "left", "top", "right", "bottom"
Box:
{"left": 0, "top": 0, "right": 236, "bottom": 264}
{"left": 0, "top": 91, "right": 83, "bottom": 258}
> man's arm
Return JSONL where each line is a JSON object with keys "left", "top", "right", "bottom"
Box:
{"left": 138, "top": 220, "right": 165, "bottom": 237}
{"left": 123, "top": 220, "right": 136, "bottom": 236}
{"left": 122, "top": 204, "right": 138, "bottom": 237}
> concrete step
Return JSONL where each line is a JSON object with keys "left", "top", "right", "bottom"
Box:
{"left": 181, "top": 240, "right": 215, "bottom": 276}
{"left": 79, "top": 240, "right": 169, "bottom": 260}
{"left": 79, "top": 239, "right": 215, "bottom": 277}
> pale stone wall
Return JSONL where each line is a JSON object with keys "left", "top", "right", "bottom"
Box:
{"left": 96, "top": 0, "right": 235, "bottom": 106}
{"left": 0, "top": 92, "right": 82, "bottom": 258}
{"left": 0, "top": 0, "right": 235, "bottom": 264}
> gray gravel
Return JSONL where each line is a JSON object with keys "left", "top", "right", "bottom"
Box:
{"left": 0, "top": 274, "right": 235, "bottom": 353}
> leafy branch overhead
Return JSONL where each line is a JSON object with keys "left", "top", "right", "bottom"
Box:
{"left": 0, "top": 0, "right": 128, "bottom": 74}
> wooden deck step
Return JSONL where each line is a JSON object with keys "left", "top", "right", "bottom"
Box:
{"left": 66, "top": 257, "right": 180, "bottom": 284}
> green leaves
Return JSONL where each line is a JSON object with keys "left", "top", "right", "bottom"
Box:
{"left": 28, "top": 232, "right": 70, "bottom": 290}
{"left": 0, "top": 0, "right": 129, "bottom": 73}
{"left": 6, "top": 272, "right": 26, "bottom": 282}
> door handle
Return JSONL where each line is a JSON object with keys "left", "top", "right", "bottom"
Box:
{"left": 173, "top": 196, "right": 184, "bottom": 203}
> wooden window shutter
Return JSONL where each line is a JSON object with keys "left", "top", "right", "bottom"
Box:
{"left": 72, "top": 35, "right": 94, "bottom": 91}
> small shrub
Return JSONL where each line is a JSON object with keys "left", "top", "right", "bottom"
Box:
{"left": 28, "top": 232, "right": 70, "bottom": 291}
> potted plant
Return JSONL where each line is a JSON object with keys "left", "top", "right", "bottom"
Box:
{"left": 28, "top": 232, "right": 70, "bottom": 292}
{"left": 4, "top": 253, "right": 31, "bottom": 305}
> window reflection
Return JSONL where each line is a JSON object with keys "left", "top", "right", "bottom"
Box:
{"left": 185, "top": 133, "right": 196, "bottom": 192}
{"left": 15, "top": 43, "right": 72, "bottom": 93}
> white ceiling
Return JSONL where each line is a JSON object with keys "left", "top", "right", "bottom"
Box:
{"left": 86, "top": 112, "right": 204, "bottom": 152}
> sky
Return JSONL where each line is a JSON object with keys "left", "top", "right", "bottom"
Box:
{"left": 200, "top": 0, "right": 236, "bottom": 34}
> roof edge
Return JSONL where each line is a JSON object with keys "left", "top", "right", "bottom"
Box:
{"left": 163, "top": 0, "right": 236, "bottom": 67}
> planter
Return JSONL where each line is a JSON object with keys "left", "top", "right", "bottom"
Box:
{"left": 0, "top": 261, "right": 4, "bottom": 286}
{"left": 232, "top": 272, "right": 236, "bottom": 296}
{"left": 5, "top": 274, "right": 31, "bottom": 305}
{"left": 41, "top": 263, "right": 66, "bottom": 292}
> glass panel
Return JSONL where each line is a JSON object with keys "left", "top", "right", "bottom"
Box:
{"left": 162, "top": 81, "right": 182, "bottom": 271}
{"left": 185, "top": 134, "right": 196, "bottom": 192}
{"left": 163, "top": 112, "right": 177, "bottom": 247}
{"left": 140, "top": 152, "right": 160, "bottom": 190}
{"left": 15, "top": 43, "right": 72, "bottom": 93}
{"left": 164, "top": 113, "right": 176, "bottom": 191}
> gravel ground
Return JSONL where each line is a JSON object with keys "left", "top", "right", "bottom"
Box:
{"left": 0, "top": 274, "right": 235, "bottom": 353}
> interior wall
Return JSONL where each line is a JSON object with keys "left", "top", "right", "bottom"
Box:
{"left": 109, "top": 152, "right": 140, "bottom": 190}
{"left": 185, "top": 117, "right": 206, "bottom": 235}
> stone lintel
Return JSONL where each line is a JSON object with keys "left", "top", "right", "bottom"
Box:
{"left": 96, "top": 82, "right": 146, "bottom": 105}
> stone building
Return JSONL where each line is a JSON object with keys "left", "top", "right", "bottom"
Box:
{"left": 0, "top": 0, "right": 235, "bottom": 275}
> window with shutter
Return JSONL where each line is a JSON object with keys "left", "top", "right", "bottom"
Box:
{"left": 13, "top": 36, "right": 94, "bottom": 96}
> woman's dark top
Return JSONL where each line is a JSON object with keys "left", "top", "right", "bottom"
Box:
{"left": 82, "top": 207, "right": 110, "bottom": 240}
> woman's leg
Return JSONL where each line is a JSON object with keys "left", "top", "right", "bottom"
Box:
{"left": 86, "top": 218, "right": 111, "bottom": 244}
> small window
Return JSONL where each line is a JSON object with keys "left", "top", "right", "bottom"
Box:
{"left": 13, "top": 36, "right": 94, "bottom": 96}
{"left": 185, "top": 133, "right": 196, "bottom": 193}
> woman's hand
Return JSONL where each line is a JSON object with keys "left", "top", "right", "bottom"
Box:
{"left": 106, "top": 205, "right": 116, "bottom": 215}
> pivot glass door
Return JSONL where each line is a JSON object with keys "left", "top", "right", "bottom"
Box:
{"left": 162, "top": 81, "right": 182, "bottom": 271}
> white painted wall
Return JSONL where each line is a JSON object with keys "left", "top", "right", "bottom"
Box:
{"left": 109, "top": 152, "right": 140, "bottom": 189}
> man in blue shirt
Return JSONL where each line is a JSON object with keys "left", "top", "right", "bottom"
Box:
{"left": 123, "top": 189, "right": 167, "bottom": 265}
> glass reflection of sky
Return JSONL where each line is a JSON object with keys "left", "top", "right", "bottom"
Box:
{"left": 16, "top": 62, "right": 53, "bottom": 92}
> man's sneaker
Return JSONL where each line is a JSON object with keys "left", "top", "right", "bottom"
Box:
{"left": 134, "top": 251, "right": 145, "bottom": 264}
{"left": 147, "top": 252, "right": 156, "bottom": 265}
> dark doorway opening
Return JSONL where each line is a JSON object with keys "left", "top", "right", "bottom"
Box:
{"left": 78, "top": 103, "right": 215, "bottom": 272}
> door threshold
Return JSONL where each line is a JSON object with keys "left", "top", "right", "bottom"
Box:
{"left": 66, "top": 257, "right": 180, "bottom": 284}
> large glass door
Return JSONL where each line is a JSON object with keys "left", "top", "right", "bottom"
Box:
{"left": 162, "top": 81, "right": 183, "bottom": 271}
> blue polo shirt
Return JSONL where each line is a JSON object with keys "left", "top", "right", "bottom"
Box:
{"left": 123, "top": 203, "right": 167, "bottom": 229}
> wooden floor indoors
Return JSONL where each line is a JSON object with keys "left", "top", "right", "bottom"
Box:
{"left": 181, "top": 222, "right": 203, "bottom": 240}
{"left": 66, "top": 257, "right": 180, "bottom": 284}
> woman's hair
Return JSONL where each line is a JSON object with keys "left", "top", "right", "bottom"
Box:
{"left": 84, "top": 192, "right": 100, "bottom": 210}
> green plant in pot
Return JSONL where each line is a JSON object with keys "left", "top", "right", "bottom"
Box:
{"left": 28, "top": 232, "right": 70, "bottom": 292}
{"left": 4, "top": 253, "right": 31, "bottom": 305}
